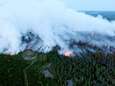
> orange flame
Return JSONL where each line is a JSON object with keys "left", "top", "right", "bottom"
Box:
{"left": 64, "top": 50, "right": 74, "bottom": 57}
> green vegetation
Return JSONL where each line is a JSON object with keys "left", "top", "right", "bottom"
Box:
{"left": 0, "top": 50, "right": 115, "bottom": 86}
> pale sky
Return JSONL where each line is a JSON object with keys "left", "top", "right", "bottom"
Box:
{"left": 65, "top": 0, "right": 115, "bottom": 11}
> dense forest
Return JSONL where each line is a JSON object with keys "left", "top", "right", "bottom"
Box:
{"left": 0, "top": 49, "right": 114, "bottom": 86}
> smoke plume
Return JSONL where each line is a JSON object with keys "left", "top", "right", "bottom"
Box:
{"left": 0, "top": 0, "right": 115, "bottom": 55}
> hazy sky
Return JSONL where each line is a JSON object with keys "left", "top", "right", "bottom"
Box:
{"left": 65, "top": 0, "right": 115, "bottom": 11}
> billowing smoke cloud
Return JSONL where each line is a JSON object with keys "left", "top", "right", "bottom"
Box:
{"left": 0, "top": 0, "right": 115, "bottom": 55}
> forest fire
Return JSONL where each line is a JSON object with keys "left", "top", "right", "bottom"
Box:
{"left": 64, "top": 50, "right": 74, "bottom": 57}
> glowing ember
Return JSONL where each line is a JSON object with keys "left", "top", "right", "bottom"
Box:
{"left": 64, "top": 50, "right": 74, "bottom": 57}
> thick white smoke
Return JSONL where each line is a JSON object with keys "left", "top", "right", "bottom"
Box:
{"left": 0, "top": 0, "right": 115, "bottom": 54}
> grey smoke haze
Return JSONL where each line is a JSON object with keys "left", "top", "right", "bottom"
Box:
{"left": 0, "top": 0, "right": 115, "bottom": 55}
